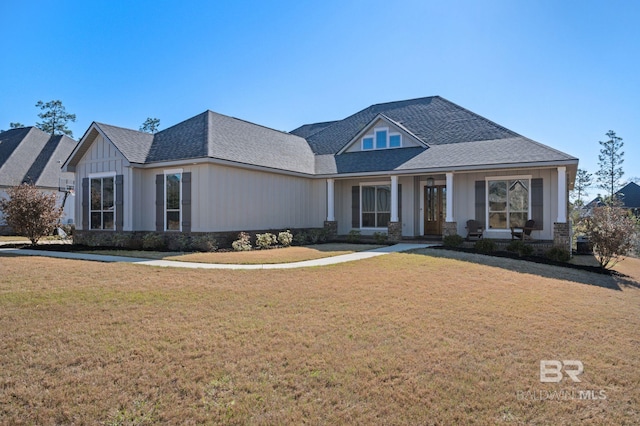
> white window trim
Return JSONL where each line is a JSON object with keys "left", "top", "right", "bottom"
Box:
{"left": 360, "top": 181, "right": 392, "bottom": 230}
{"left": 485, "top": 175, "right": 532, "bottom": 231}
{"left": 89, "top": 173, "right": 116, "bottom": 231}
{"left": 361, "top": 126, "right": 403, "bottom": 151}
{"left": 164, "top": 169, "right": 183, "bottom": 232}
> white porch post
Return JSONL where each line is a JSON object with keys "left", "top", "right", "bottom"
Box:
{"left": 445, "top": 172, "right": 454, "bottom": 222}
{"left": 557, "top": 166, "right": 567, "bottom": 223}
{"left": 326, "top": 178, "right": 335, "bottom": 221}
{"left": 390, "top": 175, "right": 399, "bottom": 222}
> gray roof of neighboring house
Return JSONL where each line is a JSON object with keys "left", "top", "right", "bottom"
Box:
{"left": 0, "top": 127, "right": 76, "bottom": 188}
{"left": 618, "top": 182, "right": 640, "bottom": 208}
{"left": 298, "top": 96, "right": 522, "bottom": 155}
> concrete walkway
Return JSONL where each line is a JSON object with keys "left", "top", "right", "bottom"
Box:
{"left": 0, "top": 243, "right": 436, "bottom": 270}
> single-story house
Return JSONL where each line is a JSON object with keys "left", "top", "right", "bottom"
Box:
{"left": 62, "top": 96, "right": 578, "bottom": 248}
{"left": 0, "top": 127, "right": 77, "bottom": 233}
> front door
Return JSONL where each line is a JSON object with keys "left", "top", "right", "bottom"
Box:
{"left": 424, "top": 185, "right": 446, "bottom": 235}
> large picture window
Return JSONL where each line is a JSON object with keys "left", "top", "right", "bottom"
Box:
{"left": 488, "top": 179, "right": 529, "bottom": 229}
{"left": 165, "top": 172, "right": 181, "bottom": 231}
{"left": 361, "top": 185, "right": 391, "bottom": 228}
{"left": 90, "top": 176, "right": 115, "bottom": 230}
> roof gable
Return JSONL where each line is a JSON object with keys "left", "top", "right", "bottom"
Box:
{"left": 301, "top": 96, "right": 521, "bottom": 155}
{"left": 617, "top": 182, "right": 640, "bottom": 208}
{"left": 338, "top": 114, "right": 427, "bottom": 154}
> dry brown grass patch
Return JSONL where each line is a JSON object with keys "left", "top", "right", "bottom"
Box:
{"left": 1, "top": 251, "right": 639, "bottom": 424}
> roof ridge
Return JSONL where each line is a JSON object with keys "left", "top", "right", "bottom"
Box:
{"left": 206, "top": 110, "right": 306, "bottom": 139}
{"left": 433, "top": 96, "right": 522, "bottom": 138}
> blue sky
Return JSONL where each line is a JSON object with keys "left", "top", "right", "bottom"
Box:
{"left": 1, "top": 0, "right": 638, "bottom": 190}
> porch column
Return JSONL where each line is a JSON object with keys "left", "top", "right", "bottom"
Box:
{"left": 445, "top": 172, "right": 454, "bottom": 222}
{"left": 390, "top": 175, "right": 399, "bottom": 222}
{"left": 326, "top": 178, "right": 335, "bottom": 221}
{"left": 556, "top": 167, "right": 567, "bottom": 223}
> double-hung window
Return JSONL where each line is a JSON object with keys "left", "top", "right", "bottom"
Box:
{"left": 165, "top": 171, "right": 182, "bottom": 231}
{"left": 90, "top": 175, "right": 115, "bottom": 230}
{"left": 488, "top": 179, "right": 529, "bottom": 229}
{"left": 361, "top": 185, "right": 391, "bottom": 228}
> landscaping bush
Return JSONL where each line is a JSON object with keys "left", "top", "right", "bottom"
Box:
{"left": 167, "top": 234, "right": 190, "bottom": 252}
{"left": 142, "top": 233, "right": 165, "bottom": 250}
{"left": 506, "top": 240, "right": 534, "bottom": 257}
{"left": 443, "top": 234, "right": 464, "bottom": 248}
{"left": 0, "top": 183, "right": 63, "bottom": 245}
{"left": 191, "top": 235, "right": 218, "bottom": 252}
{"left": 256, "top": 232, "right": 277, "bottom": 249}
{"left": 373, "top": 232, "right": 387, "bottom": 244}
{"left": 347, "top": 230, "right": 361, "bottom": 243}
{"left": 292, "top": 232, "right": 308, "bottom": 246}
{"left": 111, "top": 233, "right": 131, "bottom": 248}
{"left": 474, "top": 239, "right": 496, "bottom": 254}
{"left": 278, "top": 230, "right": 293, "bottom": 247}
{"left": 545, "top": 246, "right": 571, "bottom": 263}
{"left": 583, "top": 206, "right": 638, "bottom": 268}
{"left": 232, "top": 232, "right": 252, "bottom": 251}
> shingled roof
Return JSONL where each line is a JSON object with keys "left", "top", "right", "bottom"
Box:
{"left": 0, "top": 127, "right": 76, "bottom": 189}
{"left": 67, "top": 96, "right": 577, "bottom": 177}
{"left": 293, "top": 96, "right": 522, "bottom": 155}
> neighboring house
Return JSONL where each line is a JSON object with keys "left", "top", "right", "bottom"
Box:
{"left": 62, "top": 96, "right": 578, "bottom": 248}
{"left": 0, "top": 127, "right": 77, "bottom": 232}
{"left": 584, "top": 182, "right": 640, "bottom": 217}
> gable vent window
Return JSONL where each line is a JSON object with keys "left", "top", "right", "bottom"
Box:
{"left": 361, "top": 127, "right": 402, "bottom": 151}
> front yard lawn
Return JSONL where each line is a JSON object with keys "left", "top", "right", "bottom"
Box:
{"left": 82, "top": 243, "right": 382, "bottom": 264}
{"left": 1, "top": 251, "right": 639, "bottom": 424}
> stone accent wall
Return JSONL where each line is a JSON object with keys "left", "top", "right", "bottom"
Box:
{"left": 553, "top": 222, "right": 571, "bottom": 250}
{"left": 387, "top": 222, "right": 402, "bottom": 242}
{"left": 323, "top": 221, "right": 337, "bottom": 238}
{"left": 442, "top": 222, "right": 458, "bottom": 238}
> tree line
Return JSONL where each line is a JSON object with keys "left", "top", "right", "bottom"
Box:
{"left": 2, "top": 100, "right": 160, "bottom": 137}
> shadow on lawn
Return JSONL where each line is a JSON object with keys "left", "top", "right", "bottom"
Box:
{"left": 410, "top": 248, "right": 640, "bottom": 291}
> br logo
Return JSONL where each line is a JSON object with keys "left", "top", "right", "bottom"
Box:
{"left": 540, "top": 360, "right": 583, "bottom": 383}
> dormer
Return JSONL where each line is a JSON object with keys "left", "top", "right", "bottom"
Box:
{"left": 338, "top": 113, "right": 427, "bottom": 154}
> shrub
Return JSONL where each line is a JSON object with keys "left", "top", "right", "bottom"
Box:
{"left": 506, "top": 240, "right": 534, "bottom": 257}
{"left": 232, "top": 232, "right": 252, "bottom": 251}
{"left": 111, "top": 233, "right": 131, "bottom": 248}
{"left": 292, "top": 232, "right": 308, "bottom": 246}
{"left": 583, "top": 206, "right": 638, "bottom": 268}
{"left": 545, "top": 246, "right": 571, "bottom": 262}
{"left": 347, "top": 230, "right": 361, "bottom": 243}
{"left": 307, "top": 229, "right": 328, "bottom": 244}
{"left": 191, "top": 235, "right": 218, "bottom": 252}
{"left": 142, "top": 233, "right": 165, "bottom": 250}
{"left": 278, "top": 230, "right": 293, "bottom": 247}
{"left": 372, "top": 232, "right": 388, "bottom": 244}
{"left": 167, "top": 234, "right": 190, "bottom": 251}
{"left": 256, "top": 232, "right": 277, "bottom": 249}
{"left": 442, "top": 234, "right": 464, "bottom": 248}
{"left": 474, "top": 239, "right": 496, "bottom": 254}
{"left": 0, "top": 183, "right": 63, "bottom": 245}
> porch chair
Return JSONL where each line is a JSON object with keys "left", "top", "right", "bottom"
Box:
{"left": 465, "top": 219, "right": 484, "bottom": 241}
{"left": 511, "top": 219, "right": 536, "bottom": 241}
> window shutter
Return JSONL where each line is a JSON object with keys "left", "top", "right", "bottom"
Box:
{"left": 398, "top": 184, "right": 402, "bottom": 222}
{"left": 155, "top": 174, "right": 164, "bottom": 231}
{"left": 531, "top": 178, "right": 543, "bottom": 230}
{"left": 115, "top": 175, "right": 124, "bottom": 231}
{"left": 351, "top": 186, "right": 359, "bottom": 228}
{"left": 82, "top": 178, "right": 89, "bottom": 230}
{"left": 475, "top": 181, "right": 485, "bottom": 227}
{"left": 181, "top": 172, "right": 192, "bottom": 233}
